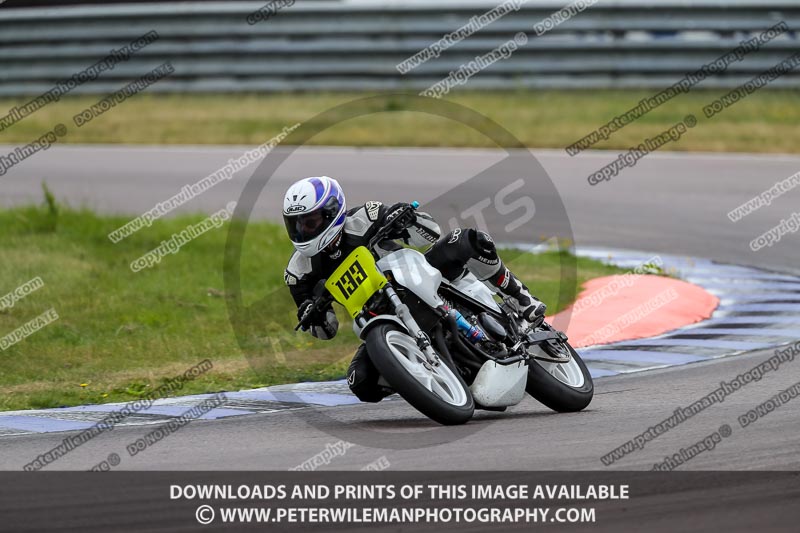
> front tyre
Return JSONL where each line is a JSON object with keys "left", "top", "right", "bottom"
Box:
{"left": 525, "top": 342, "right": 593, "bottom": 412}
{"left": 366, "top": 324, "right": 474, "bottom": 425}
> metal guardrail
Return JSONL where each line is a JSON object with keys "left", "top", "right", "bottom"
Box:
{"left": 0, "top": 0, "right": 798, "bottom": 95}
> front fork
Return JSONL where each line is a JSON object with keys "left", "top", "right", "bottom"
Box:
{"left": 383, "top": 286, "right": 441, "bottom": 367}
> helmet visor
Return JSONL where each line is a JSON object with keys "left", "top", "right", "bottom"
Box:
{"left": 284, "top": 197, "right": 341, "bottom": 243}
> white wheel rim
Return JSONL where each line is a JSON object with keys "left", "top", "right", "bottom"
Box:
{"left": 530, "top": 346, "right": 586, "bottom": 388}
{"left": 384, "top": 330, "right": 469, "bottom": 407}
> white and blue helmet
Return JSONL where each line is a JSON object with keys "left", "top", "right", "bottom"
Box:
{"left": 283, "top": 176, "right": 347, "bottom": 257}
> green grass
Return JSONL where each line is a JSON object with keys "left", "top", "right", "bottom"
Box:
{"left": 1, "top": 90, "right": 797, "bottom": 152}
{"left": 0, "top": 197, "right": 630, "bottom": 411}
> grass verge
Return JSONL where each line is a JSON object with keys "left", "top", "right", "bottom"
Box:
{"left": 0, "top": 198, "right": 633, "bottom": 411}
{"left": 0, "top": 90, "right": 797, "bottom": 152}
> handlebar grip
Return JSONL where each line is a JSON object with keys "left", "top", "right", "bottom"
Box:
{"left": 295, "top": 293, "right": 335, "bottom": 330}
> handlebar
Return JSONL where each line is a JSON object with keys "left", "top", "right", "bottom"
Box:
{"left": 366, "top": 201, "right": 419, "bottom": 250}
{"left": 294, "top": 293, "right": 334, "bottom": 331}
{"left": 294, "top": 279, "right": 335, "bottom": 331}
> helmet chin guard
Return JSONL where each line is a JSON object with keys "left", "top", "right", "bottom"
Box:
{"left": 283, "top": 176, "right": 346, "bottom": 258}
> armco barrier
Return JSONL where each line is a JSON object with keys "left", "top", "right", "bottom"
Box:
{"left": 0, "top": 0, "right": 798, "bottom": 95}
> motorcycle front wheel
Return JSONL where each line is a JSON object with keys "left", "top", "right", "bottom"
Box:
{"left": 366, "top": 324, "right": 474, "bottom": 425}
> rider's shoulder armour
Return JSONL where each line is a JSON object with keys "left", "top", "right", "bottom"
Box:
{"left": 344, "top": 203, "right": 382, "bottom": 238}
{"left": 285, "top": 251, "right": 313, "bottom": 285}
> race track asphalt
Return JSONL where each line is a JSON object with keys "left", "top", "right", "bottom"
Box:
{"left": 0, "top": 345, "right": 798, "bottom": 471}
{"left": 2, "top": 145, "right": 798, "bottom": 273}
{"left": 0, "top": 145, "right": 798, "bottom": 473}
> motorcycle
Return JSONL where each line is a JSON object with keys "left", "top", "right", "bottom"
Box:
{"left": 295, "top": 202, "right": 593, "bottom": 425}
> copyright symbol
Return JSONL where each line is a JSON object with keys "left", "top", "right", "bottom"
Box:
{"left": 107, "top": 453, "right": 120, "bottom": 466}
{"left": 196, "top": 505, "right": 215, "bottom": 525}
{"left": 515, "top": 32, "right": 528, "bottom": 45}
{"left": 54, "top": 124, "right": 67, "bottom": 136}
{"left": 684, "top": 114, "right": 697, "bottom": 128}
{"left": 719, "top": 424, "right": 732, "bottom": 438}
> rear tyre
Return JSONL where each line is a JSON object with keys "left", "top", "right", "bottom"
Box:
{"left": 367, "top": 324, "right": 474, "bottom": 425}
{"left": 525, "top": 342, "right": 593, "bottom": 412}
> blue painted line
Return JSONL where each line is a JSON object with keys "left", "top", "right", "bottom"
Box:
{"left": 686, "top": 274, "right": 800, "bottom": 282}
{"left": 676, "top": 328, "right": 800, "bottom": 337}
{"left": 580, "top": 350, "right": 708, "bottom": 365}
{"left": 592, "top": 345, "right": 730, "bottom": 358}
{"left": 0, "top": 416, "right": 97, "bottom": 433}
{"left": 224, "top": 389, "right": 362, "bottom": 407}
{"left": 719, "top": 303, "right": 800, "bottom": 312}
{"left": 575, "top": 249, "right": 701, "bottom": 261}
{"left": 52, "top": 404, "right": 177, "bottom": 414}
{"left": 272, "top": 393, "right": 362, "bottom": 407}
{"left": 197, "top": 408, "right": 256, "bottom": 420}
{"left": 706, "top": 286, "right": 800, "bottom": 294}
{"left": 619, "top": 338, "right": 772, "bottom": 350}
{"left": 587, "top": 367, "right": 619, "bottom": 378}
{"left": 684, "top": 266, "right": 797, "bottom": 276}
{"left": 716, "top": 294, "right": 800, "bottom": 302}
{"left": 680, "top": 256, "right": 721, "bottom": 264}
{"left": 52, "top": 403, "right": 253, "bottom": 419}
{"left": 163, "top": 389, "right": 361, "bottom": 407}
{"left": 698, "top": 316, "right": 800, "bottom": 325}
{"left": 720, "top": 312, "right": 800, "bottom": 318}
{"left": 694, "top": 282, "right": 800, "bottom": 291}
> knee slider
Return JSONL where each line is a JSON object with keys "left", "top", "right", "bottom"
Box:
{"left": 472, "top": 230, "right": 498, "bottom": 259}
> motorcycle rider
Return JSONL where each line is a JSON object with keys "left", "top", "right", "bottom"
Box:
{"left": 283, "top": 176, "right": 547, "bottom": 402}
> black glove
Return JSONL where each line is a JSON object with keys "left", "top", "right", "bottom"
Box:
{"left": 297, "top": 299, "right": 339, "bottom": 339}
{"left": 527, "top": 301, "right": 547, "bottom": 326}
{"left": 473, "top": 231, "right": 498, "bottom": 259}
{"left": 383, "top": 202, "right": 417, "bottom": 239}
{"left": 297, "top": 299, "right": 326, "bottom": 331}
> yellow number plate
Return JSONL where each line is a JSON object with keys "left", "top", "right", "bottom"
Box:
{"left": 325, "top": 247, "right": 388, "bottom": 318}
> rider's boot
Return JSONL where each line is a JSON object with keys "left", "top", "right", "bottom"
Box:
{"left": 484, "top": 264, "right": 547, "bottom": 325}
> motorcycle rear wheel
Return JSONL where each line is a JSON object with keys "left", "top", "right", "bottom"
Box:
{"left": 525, "top": 341, "right": 593, "bottom": 412}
